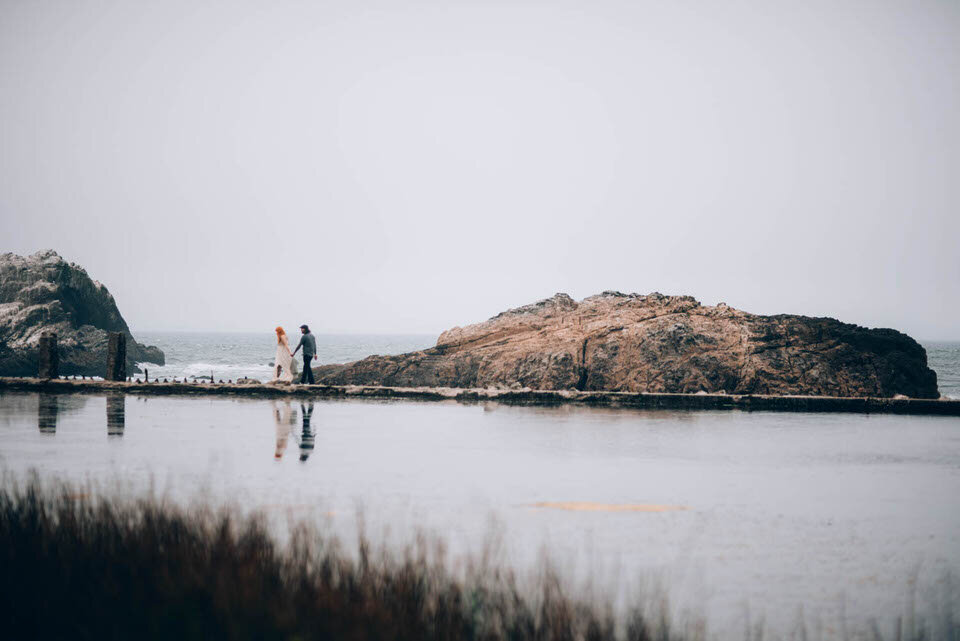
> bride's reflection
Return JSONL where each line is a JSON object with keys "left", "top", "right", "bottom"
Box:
{"left": 106, "top": 393, "right": 125, "bottom": 437}
{"left": 273, "top": 400, "right": 296, "bottom": 460}
{"left": 38, "top": 393, "right": 58, "bottom": 434}
{"left": 295, "top": 402, "right": 315, "bottom": 462}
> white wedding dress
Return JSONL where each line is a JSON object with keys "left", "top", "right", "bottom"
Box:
{"left": 273, "top": 401, "right": 293, "bottom": 458}
{"left": 273, "top": 340, "right": 295, "bottom": 383}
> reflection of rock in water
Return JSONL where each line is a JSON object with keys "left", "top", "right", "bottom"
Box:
{"left": 298, "top": 402, "right": 315, "bottom": 462}
{"left": 106, "top": 394, "right": 125, "bottom": 437}
{"left": 38, "top": 393, "right": 58, "bottom": 433}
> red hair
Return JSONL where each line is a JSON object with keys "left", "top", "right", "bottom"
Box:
{"left": 275, "top": 326, "right": 286, "bottom": 343}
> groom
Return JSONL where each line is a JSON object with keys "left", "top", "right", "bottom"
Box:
{"left": 292, "top": 324, "right": 318, "bottom": 384}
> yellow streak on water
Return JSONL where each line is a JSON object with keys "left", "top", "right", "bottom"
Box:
{"left": 528, "top": 502, "right": 688, "bottom": 512}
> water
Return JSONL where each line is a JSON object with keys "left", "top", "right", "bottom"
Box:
{"left": 133, "top": 332, "right": 960, "bottom": 399}
{"left": 1, "top": 390, "right": 958, "bottom": 639}
{"left": 926, "top": 341, "right": 960, "bottom": 400}
{"left": 4, "top": 333, "right": 960, "bottom": 636}
{"left": 134, "top": 331, "right": 435, "bottom": 382}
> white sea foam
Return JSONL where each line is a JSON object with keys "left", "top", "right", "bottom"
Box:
{"left": 179, "top": 362, "right": 271, "bottom": 375}
{"left": 135, "top": 361, "right": 273, "bottom": 381}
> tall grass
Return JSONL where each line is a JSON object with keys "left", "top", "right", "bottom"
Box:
{"left": 0, "top": 478, "right": 956, "bottom": 641}
{"left": 0, "top": 477, "right": 679, "bottom": 641}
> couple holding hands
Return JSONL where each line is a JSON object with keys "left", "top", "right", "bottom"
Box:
{"left": 273, "top": 324, "right": 317, "bottom": 384}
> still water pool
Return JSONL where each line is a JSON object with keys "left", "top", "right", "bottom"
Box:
{"left": 1, "top": 391, "right": 958, "bottom": 638}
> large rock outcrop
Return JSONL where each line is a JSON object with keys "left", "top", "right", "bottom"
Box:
{"left": 315, "top": 292, "right": 940, "bottom": 398}
{"left": 0, "top": 250, "right": 164, "bottom": 377}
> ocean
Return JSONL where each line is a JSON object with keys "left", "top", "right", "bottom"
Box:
{"left": 924, "top": 341, "right": 960, "bottom": 399}
{"left": 135, "top": 332, "right": 960, "bottom": 399}
{"left": 135, "top": 332, "right": 435, "bottom": 383}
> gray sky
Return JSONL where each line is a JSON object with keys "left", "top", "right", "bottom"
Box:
{"left": 1, "top": 0, "right": 958, "bottom": 339}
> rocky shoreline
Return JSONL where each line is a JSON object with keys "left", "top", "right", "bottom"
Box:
{"left": 2, "top": 377, "right": 958, "bottom": 416}
{"left": 0, "top": 252, "right": 940, "bottom": 398}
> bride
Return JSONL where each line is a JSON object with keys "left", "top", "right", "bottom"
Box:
{"left": 272, "top": 326, "right": 295, "bottom": 383}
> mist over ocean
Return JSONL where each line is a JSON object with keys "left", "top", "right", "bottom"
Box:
{"left": 134, "top": 331, "right": 960, "bottom": 400}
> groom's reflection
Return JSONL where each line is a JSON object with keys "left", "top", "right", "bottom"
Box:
{"left": 297, "top": 402, "right": 315, "bottom": 462}
{"left": 106, "top": 393, "right": 125, "bottom": 437}
{"left": 38, "top": 393, "right": 58, "bottom": 434}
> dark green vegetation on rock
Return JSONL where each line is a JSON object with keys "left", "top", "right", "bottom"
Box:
{"left": 0, "top": 250, "right": 163, "bottom": 376}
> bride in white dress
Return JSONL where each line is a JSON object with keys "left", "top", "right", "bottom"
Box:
{"left": 272, "top": 326, "right": 295, "bottom": 383}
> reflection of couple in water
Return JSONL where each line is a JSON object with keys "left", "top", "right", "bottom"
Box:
{"left": 273, "top": 400, "right": 315, "bottom": 462}
{"left": 273, "top": 325, "right": 318, "bottom": 384}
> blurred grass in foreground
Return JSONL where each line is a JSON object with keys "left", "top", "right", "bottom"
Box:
{"left": 0, "top": 477, "right": 955, "bottom": 641}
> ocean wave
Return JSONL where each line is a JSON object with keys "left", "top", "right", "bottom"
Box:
{"left": 135, "top": 362, "right": 273, "bottom": 380}
{"left": 184, "top": 363, "right": 271, "bottom": 375}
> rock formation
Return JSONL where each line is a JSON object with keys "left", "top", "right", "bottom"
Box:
{"left": 314, "top": 291, "right": 939, "bottom": 398}
{"left": 0, "top": 250, "right": 164, "bottom": 377}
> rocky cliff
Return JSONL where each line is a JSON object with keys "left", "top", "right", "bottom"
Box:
{"left": 314, "top": 292, "right": 940, "bottom": 398}
{"left": 0, "top": 250, "right": 164, "bottom": 376}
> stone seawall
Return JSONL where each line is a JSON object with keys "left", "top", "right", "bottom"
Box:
{"left": 1, "top": 377, "right": 958, "bottom": 416}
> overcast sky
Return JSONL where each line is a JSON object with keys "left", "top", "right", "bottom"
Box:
{"left": 1, "top": 0, "right": 958, "bottom": 339}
